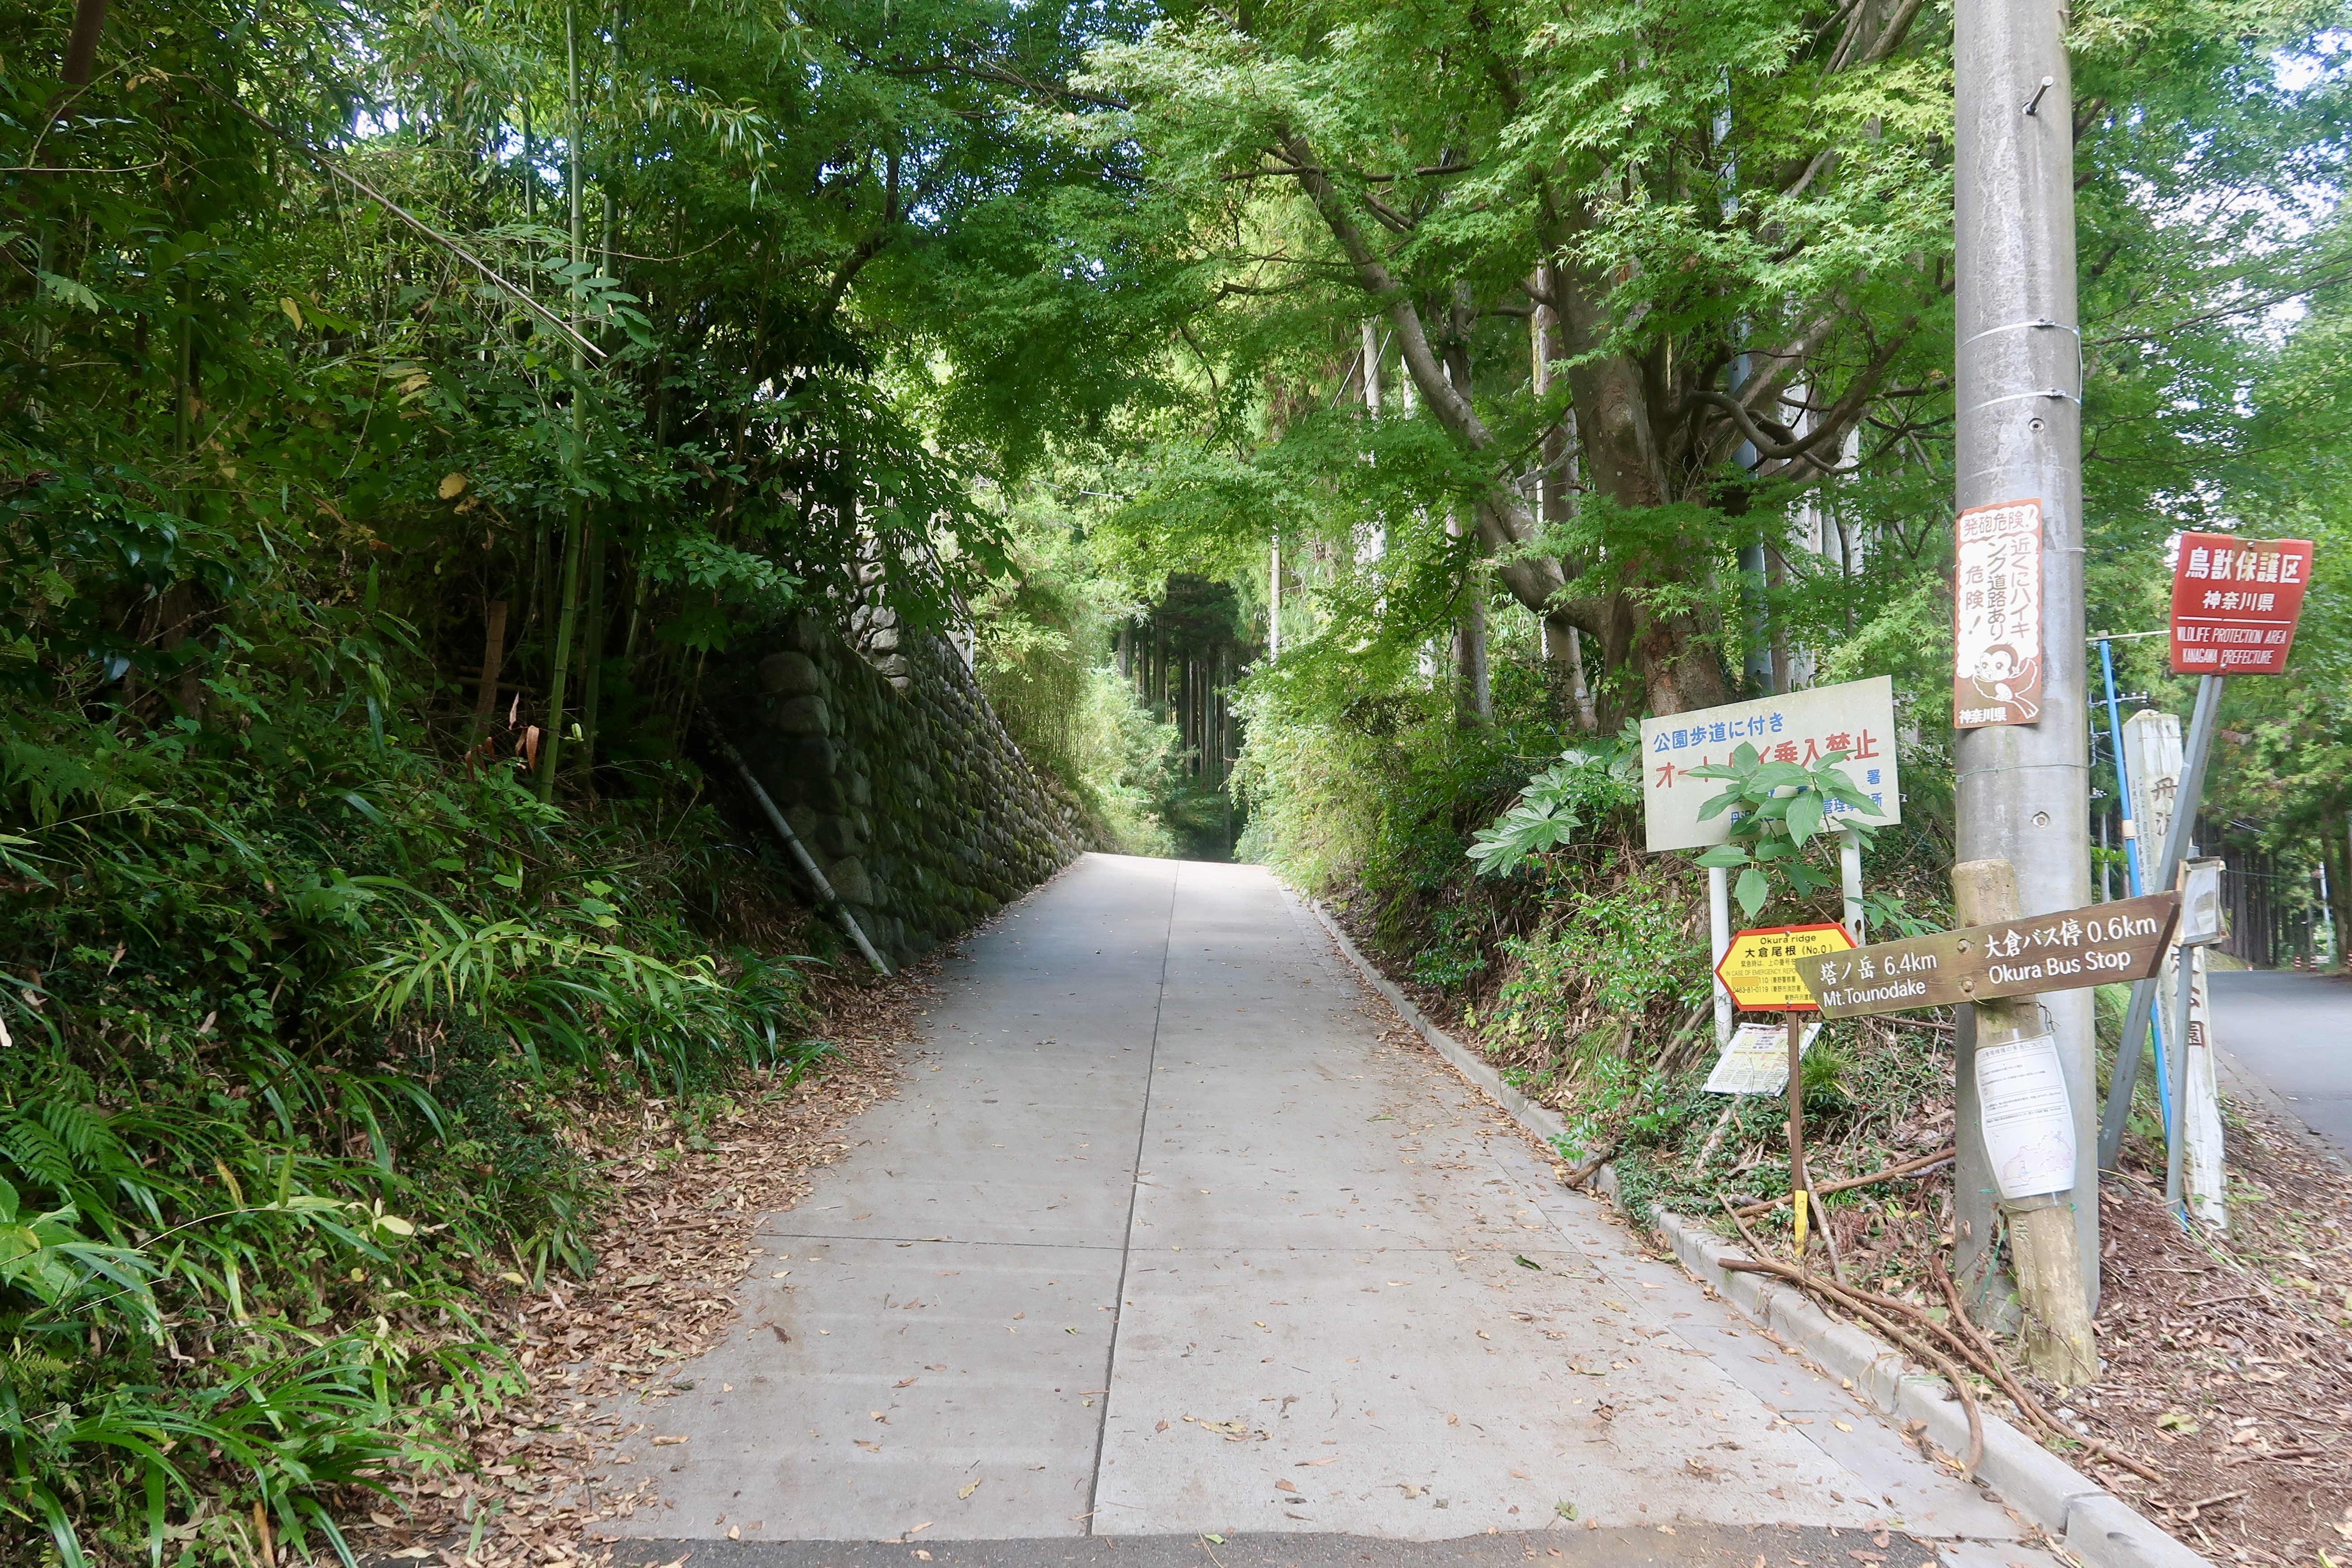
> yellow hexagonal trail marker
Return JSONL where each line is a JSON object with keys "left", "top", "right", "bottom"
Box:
{"left": 1713, "top": 922, "right": 1855, "bottom": 1263}
{"left": 1713, "top": 923, "right": 1855, "bottom": 1012}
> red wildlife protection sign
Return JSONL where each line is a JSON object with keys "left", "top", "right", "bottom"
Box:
{"left": 2169, "top": 533, "right": 2313, "bottom": 676}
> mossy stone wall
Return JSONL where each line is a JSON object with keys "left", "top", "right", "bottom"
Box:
{"left": 711, "top": 616, "right": 1088, "bottom": 965}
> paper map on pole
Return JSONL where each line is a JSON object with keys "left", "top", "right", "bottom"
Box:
{"left": 1704, "top": 1020, "right": 1822, "bottom": 1096}
{"left": 1976, "top": 1031, "right": 2077, "bottom": 1200}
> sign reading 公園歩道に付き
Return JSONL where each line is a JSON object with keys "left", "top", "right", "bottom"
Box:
{"left": 1953, "top": 498, "right": 2044, "bottom": 730}
{"left": 1799, "top": 892, "right": 2181, "bottom": 1019}
{"left": 1639, "top": 675, "right": 1901, "bottom": 855}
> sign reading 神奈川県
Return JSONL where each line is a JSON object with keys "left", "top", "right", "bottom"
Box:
{"left": 1640, "top": 675, "right": 1901, "bottom": 854}
{"left": 2168, "top": 532, "right": 2314, "bottom": 676}
{"left": 1799, "top": 892, "right": 2181, "bottom": 1019}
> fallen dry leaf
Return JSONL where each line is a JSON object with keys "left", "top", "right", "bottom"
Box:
{"left": 958, "top": 1480, "right": 981, "bottom": 1500}
{"left": 1274, "top": 1479, "right": 1298, "bottom": 1494}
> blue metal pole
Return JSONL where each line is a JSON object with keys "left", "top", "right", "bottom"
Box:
{"left": 2099, "top": 637, "right": 2172, "bottom": 1132}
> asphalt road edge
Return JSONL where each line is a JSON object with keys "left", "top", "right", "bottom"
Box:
{"left": 1294, "top": 889, "right": 2208, "bottom": 1568}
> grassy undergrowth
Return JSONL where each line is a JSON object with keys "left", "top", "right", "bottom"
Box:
{"left": 1, "top": 683, "right": 823, "bottom": 1566}
{"left": 1237, "top": 667, "right": 1964, "bottom": 1233}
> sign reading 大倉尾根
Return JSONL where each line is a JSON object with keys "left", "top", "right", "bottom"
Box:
{"left": 1953, "top": 498, "right": 2044, "bottom": 730}
{"left": 1799, "top": 891, "right": 2181, "bottom": 1018}
{"left": 1639, "top": 675, "right": 1901, "bottom": 855}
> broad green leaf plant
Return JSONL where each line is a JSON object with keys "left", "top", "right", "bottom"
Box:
{"left": 1686, "top": 743, "right": 1885, "bottom": 919}
{"left": 1466, "top": 732, "right": 1642, "bottom": 879}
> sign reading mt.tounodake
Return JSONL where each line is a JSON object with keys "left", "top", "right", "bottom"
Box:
{"left": 1640, "top": 675, "right": 1901, "bottom": 854}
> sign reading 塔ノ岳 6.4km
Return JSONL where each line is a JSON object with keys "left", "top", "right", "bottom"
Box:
{"left": 1799, "top": 892, "right": 2181, "bottom": 1019}
{"left": 1639, "top": 675, "right": 1901, "bottom": 854}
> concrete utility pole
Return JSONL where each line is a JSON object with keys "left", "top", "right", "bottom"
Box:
{"left": 1952, "top": 0, "right": 2099, "bottom": 1323}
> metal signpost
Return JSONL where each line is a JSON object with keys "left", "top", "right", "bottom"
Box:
{"left": 1716, "top": 923, "right": 1855, "bottom": 1260}
{"left": 1643, "top": 676, "right": 1900, "bottom": 1047}
{"left": 2095, "top": 534, "right": 2314, "bottom": 1174}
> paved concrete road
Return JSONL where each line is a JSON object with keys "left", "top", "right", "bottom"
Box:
{"left": 606, "top": 855, "right": 2056, "bottom": 1566}
{"left": 2210, "top": 968, "right": 2352, "bottom": 1155}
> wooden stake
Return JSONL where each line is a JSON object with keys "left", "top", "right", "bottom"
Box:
{"left": 1786, "top": 1012, "right": 1808, "bottom": 1261}
{"left": 1953, "top": 857, "right": 2098, "bottom": 1385}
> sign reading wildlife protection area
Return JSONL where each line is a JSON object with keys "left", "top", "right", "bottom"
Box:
{"left": 1715, "top": 924, "right": 1855, "bottom": 1012}
{"left": 2168, "top": 532, "right": 2314, "bottom": 676}
{"left": 1640, "top": 675, "right": 1901, "bottom": 853}
{"left": 1954, "top": 498, "right": 2045, "bottom": 729}
{"left": 1800, "top": 892, "right": 2181, "bottom": 1018}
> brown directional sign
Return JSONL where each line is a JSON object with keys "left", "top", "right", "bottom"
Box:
{"left": 1799, "top": 893, "right": 2180, "bottom": 1018}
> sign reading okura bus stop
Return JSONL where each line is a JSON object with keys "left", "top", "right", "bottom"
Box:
{"left": 1799, "top": 892, "right": 2180, "bottom": 1019}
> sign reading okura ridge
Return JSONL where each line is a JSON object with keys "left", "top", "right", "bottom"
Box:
{"left": 1714, "top": 923, "right": 1855, "bottom": 1012}
{"left": 1798, "top": 892, "right": 2181, "bottom": 1018}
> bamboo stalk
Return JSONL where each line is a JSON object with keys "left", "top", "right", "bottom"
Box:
{"left": 537, "top": 0, "right": 591, "bottom": 802}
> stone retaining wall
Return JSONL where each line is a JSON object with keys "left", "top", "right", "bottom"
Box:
{"left": 709, "top": 615, "right": 1089, "bottom": 966}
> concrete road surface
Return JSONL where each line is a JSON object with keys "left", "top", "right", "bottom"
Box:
{"left": 602, "top": 855, "right": 2060, "bottom": 1566}
{"left": 2210, "top": 967, "right": 2352, "bottom": 1155}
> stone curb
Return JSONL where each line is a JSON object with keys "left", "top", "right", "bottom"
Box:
{"left": 1295, "top": 892, "right": 2207, "bottom": 1568}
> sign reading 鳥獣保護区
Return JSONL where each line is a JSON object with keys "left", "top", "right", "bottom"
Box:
{"left": 1799, "top": 892, "right": 2181, "bottom": 1018}
{"left": 1715, "top": 924, "right": 1856, "bottom": 1012}
{"left": 1639, "top": 676, "right": 1901, "bottom": 854}
{"left": 2168, "top": 532, "right": 2314, "bottom": 676}
{"left": 1953, "top": 498, "right": 2044, "bottom": 729}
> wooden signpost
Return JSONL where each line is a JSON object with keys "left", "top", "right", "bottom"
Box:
{"left": 1803, "top": 892, "right": 2179, "bottom": 1017}
{"left": 1798, "top": 869, "right": 2180, "bottom": 1383}
{"left": 1715, "top": 924, "right": 1855, "bottom": 1262}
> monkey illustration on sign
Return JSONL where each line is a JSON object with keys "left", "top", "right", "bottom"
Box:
{"left": 1965, "top": 642, "right": 2041, "bottom": 723}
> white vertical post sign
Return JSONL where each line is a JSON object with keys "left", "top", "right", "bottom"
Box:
{"left": 2178, "top": 944, "right": 2227, "bottom": 1230}
{"left": 2129, "top": 707, "right": 2224, "bottom": 1222}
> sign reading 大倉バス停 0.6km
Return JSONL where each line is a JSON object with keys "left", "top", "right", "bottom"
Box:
{"left": 1799, "top": 893, "right": 2181, "bottom": 1019}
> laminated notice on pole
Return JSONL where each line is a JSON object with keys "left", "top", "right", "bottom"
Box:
{"left": 1976, "top": 1031, "right": 2077, "bottom": 1200}
{"left": 1954, "top": 498, "right": 2044, "bottom": 728}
